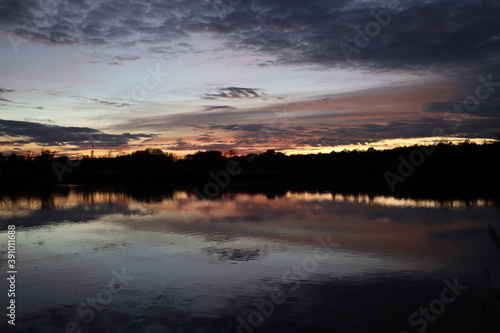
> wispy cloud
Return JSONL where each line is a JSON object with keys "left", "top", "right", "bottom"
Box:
{"left": 72, "top": 95, "right": 133, "bottom": 108}
{"left": 202, "top": 87, "right": 267, "bottom": 100}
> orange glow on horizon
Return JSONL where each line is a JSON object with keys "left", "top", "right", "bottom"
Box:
{"left": 1, "top": 136, "right": 492, "bottom": 159}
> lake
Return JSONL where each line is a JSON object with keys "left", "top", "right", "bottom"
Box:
{"left": 1, "top": 186, "right": 499, "bottom": 333}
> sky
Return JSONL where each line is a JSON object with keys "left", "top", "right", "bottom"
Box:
{"left": 0, "top": 0, "right": 499, "bottom": 157}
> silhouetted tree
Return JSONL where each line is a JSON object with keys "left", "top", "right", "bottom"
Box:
{"left": 262, "top": 149, "right": 276, "bottom": 157}
{"left": 225, "top": 149, "right": 237, "bottom": 157}
{"left": 0, "top": 140, "right": 499, "bottom": 192}
{"left": 35, "top": 150, "right": 56, "bottom": 162}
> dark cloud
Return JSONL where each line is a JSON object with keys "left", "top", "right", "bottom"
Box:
{"left": 166, "top": 140, "right": 235, "bottom": 152}
{"left": 1, "top": 0, "right": 498, "bottom": 73}
{"left": 111, "top": 54, "right": 140, "bottom": 64}
{"left": 76, "top": 96, "right": 132, "bottom": 108}
{"left": 202, "top": 87, "right": 266, "bottom": 99}
{"left": 0, "top": 88, "right": 15, "bottom": 103}
{"left": 425, "top": 100, "right": 500, "bottom": 119}
{"left": 98, "top": 100, "right": 130, "bottom": 107}
{"left": 165, "top": 138, "right": 197, "bottom": 151}
{"left": 199, "top": 114, "right": 500, "bottom": 148}
{"left": 208, "top": 123, "right": 295, "bottom": 135}
{"left": 202, "top": 105, "right": 238, "bottom": 111}
{"left": 220, "top": 0, "right": 500, "bottom": 73}
{"left": 0, "top": 118, "right": 157, "bottom": 149}
{"left": 85, "top": 52, "right": 141, "bottom": 65}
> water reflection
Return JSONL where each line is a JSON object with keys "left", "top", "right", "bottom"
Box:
{"left": 0, "top": 187, "right": 499, "bottom": 332}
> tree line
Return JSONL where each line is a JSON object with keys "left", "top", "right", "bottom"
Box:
{"left": 1, "top": 141, "right": 499, "bottom": 196}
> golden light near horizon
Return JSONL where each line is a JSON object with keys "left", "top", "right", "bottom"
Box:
{"left": 8, "top": 136, "right": 493, "bottom": 160}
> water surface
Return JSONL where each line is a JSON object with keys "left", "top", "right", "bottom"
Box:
{"left": 1, "top": 187, "right": 499, "bottom": 332}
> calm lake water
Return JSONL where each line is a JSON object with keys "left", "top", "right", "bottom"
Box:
{"left": 1, "top": 187, "right": 499, "bottom": 333}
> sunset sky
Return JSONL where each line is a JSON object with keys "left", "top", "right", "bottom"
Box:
{"left": 1, "top": 0, "right": 499, "bottom": 157}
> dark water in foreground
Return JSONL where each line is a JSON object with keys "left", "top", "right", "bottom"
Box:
{"left": 1, "top": 187, "right": 499, "bottom": 333}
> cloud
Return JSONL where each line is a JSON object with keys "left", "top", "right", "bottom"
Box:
{"left": 165, "top": 139, "right": 236, "bottom": 152}
{"left": 202, "top": 87, "right": 267, "bottom": 99}
{"left": 165, "top": 138, "right": 197, "bottom": 151}
{"left": 110, "top": 112, "right": 500, "bottom": 152}
{"left": 98, "top": 100, "right": 132, "bottom": 108}
{"left": 23, "top": 118, "right": 54, "bottom": 123}
{"left": 109, "top": 76, "right": 500, "bottom": 151}
{"left": 195, "top": 136, "right": 213, "bottom": 142}
{"left": 425, "top": 100, "right": 500, "bottom": 119}
{"left": 1, "top": 0, "right": 498, "bottom": 73}
{"left": 90, "top": 53, "right": 141, "bottom": 65}
{"left": 202, "top": 105, "right": 238, "bottom": 111}
{"left": 73, "top": 95, "right": 132, "bottom": 108}
{"left": 0, "top": 87, "right": 15, "bottom": 103}
{"left": 0, "top": 118, "right": 157, "bottom": 149}
{"left": 220, "top": 0, "right": 500, "bottom": 73}
{"left": 174, "top": 113, "right": 500, "bottom": 150}
{"left": 114, "top": 55, "right": 140, "bottom": 62}
{"left": 2, "top": 0, "right": 497, "bottom": 153}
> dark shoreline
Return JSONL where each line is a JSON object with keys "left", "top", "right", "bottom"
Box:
{"left": 2, "top": 142, "right": 499, "bottom": 201}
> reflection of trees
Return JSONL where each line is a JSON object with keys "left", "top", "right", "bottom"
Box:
{"left": 124, "top": 188, "right": 174, "bottom": 203}
{"left": 40, "top": 192, "right": 55, "bottom": 210}
{"left": 204, "top": 247, "right": 265, "bottom": 261}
